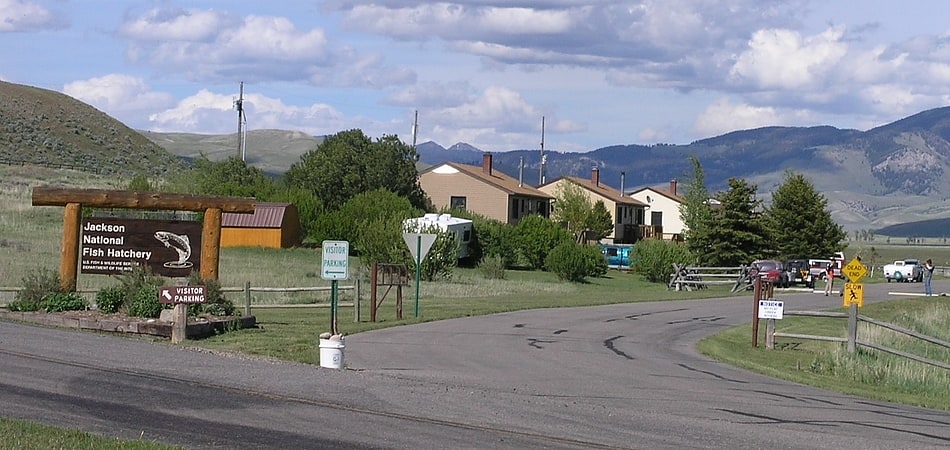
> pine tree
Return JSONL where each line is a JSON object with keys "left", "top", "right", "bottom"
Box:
{"left": 705, "top": 178, "right": 769, "bottom": 267}
{"left": 765, "top": 171, "right": 846, "bottom": 259}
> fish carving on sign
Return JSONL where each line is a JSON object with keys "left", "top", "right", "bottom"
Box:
{"left": 154, "top": 231, "right": 193, "bottom": 269}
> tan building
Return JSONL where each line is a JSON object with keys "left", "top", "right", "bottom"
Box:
{"left": 418, "top": 153, "right": 553, "bottom": 225}
{"left": 539, "top": 168, "right": 648, "bottom": 244}
{"left": 221, "top": 202, "right": 302, "bottom": 248}
{"left": 627, "top": 180, "right": 686, "bottom": 241}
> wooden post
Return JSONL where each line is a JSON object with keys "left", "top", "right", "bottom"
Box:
{"left": 244, "top": 281, "right": 251, "bottom": 316}
{"left": 370, "top": 262, "right": 378, "bottom": 322}
{"left": 847, "top": 302, "right": 858, "bottom": 353}
{"left": 353, "top": 278, "right": 361, "bottom": 323}
{"left": 201, "top": 207, "right": 222, "bottom": 281}
{"left": 766, "top": 319, "right": 775, "bottom": 349}
{"left": 171, "top": 303, "right": 188, "bottom": 344}
{"left": 60, "top": 203, "right": 81, "bottom": 291}
{"left": 752, "top": 277, "right": 761, "bottom": 347}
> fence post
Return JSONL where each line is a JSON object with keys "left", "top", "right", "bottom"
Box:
{"left": 353, "top": 278, "right": 361, "bottom": 323}
{"left": 752, "top": 277, "right": 761, "bottom": 348}
{"left": 847, "top": 302, "right": 858, "bottom": 353}
{"left": 766, "top": 319, "right": 775, "bottom": 349}
{"left": 244, "top": 281, "right": 251, "bottom": 317}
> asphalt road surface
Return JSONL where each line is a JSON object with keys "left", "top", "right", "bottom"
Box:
{"left": 1, "top": 280, "right": 948, "bottom": 449}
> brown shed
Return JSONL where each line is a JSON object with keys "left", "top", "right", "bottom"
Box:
{"left": 221, "top": 202, "right": 301, "bottom": 248}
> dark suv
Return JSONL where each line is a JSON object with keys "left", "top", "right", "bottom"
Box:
{"left": 785, "top": 259, "right": 814, "bottom": 288}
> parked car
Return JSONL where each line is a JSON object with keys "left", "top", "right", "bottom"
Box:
{"left": 748, "top": 259, "right": 790, "bottom": 287}
{"left": 600, "top": 244, "right": 633, "bottom": 270}
{"left": 883, "top": 259, "right": 923, "bottom": 282}
{"left": 808, "top": 259, "right": 831, "bottom": 280}
{"left": 785, "top": 259, "right": 815, "bottom": 288}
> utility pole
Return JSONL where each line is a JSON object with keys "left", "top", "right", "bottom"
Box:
{"left": 539, "top": 116, "right": 546, "bottom": 185}
{"left": 411, "top": 110, "right": 419, "bottom": 148}
{"left": 235, "top": 82, "right": 246, "bottom": 161}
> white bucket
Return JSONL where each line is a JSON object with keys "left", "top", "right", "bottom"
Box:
{"left": 319, "top": 337, "right": 345, "bottom": 369}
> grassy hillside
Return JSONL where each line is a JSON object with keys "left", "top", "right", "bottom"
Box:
{"left": 0, "top": 81, "right": 186, "bottom": 177}
{"left": 141, "top": 129, "right": 322, "bottom": 175}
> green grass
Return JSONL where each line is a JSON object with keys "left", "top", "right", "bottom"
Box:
{"left": 697, "top": 296, "right": 950, "bottom": 411}
{"left": 0, "top": 417, "right": 180, "bottom": 450}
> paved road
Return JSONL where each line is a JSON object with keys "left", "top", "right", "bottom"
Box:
{"left": 1, "top": 281, "right": 947, "bottom": 449}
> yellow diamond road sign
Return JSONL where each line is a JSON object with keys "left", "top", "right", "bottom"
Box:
{"left": 843, "top": 257, "right": 867, "bottom": 282}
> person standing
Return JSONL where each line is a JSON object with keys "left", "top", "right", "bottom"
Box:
{"left": 924, "top": 259, "right": 935, "bottom": 296}
{"left": 824, "top": 261, "right": 835, "bottom": 296}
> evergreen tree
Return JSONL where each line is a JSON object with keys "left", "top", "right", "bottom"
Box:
{"left": 679, "top": 156, "right": 713, "bottom": 264}
{"left": 587, "top": 200, "right": 614, "bottom": 242}
{"left": 765, "top": 171, "right": 846, "bottom": 259}
{"left": 705, "top": 178, "right": 769, "bottom": 267}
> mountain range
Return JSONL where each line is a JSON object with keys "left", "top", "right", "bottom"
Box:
{"left": 2, "top": 79, "right": 950, "bottom": 234}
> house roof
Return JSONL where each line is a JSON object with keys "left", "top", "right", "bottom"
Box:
{"left": 420, "top": 162, "right": 553, "bottom": 199}
{"left": 628, "top": 185, "right": 684, "bottom": 204}
{"left": 550, "top": 176, "right": 647, "bottom": 206}
{"left": 222, "top": 202, "right": 294, "bottom": 228}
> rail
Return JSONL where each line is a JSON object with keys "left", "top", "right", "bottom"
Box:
{"left": 667, "top": 264, "right": 748, "bottom": 292}
{"left": 767, "top": 309, "right": 950, "bottom": 371}
{"left": 1, "top": 280, "right": 366, "bottom": 321}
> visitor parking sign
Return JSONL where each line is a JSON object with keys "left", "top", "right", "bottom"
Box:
{"left": 321, "top": 240, "right": 349, "bottom": 280}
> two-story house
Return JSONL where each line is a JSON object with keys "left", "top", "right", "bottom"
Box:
{"left": 627, "top": 180, "right": 686, "bottom": 241}
{"left": 418, "top": 153, "right": 553, "bottom": 225}
{"left": 538, "top": 168, "right": 648, "bottom": 244}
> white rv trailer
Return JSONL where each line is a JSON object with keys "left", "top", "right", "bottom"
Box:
{"left": 403, "top": 213, "right": 473, "bottom": 259}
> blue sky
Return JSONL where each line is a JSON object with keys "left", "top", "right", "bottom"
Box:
{"left": 3, "top": 1, "right": 950, "bottom": 153}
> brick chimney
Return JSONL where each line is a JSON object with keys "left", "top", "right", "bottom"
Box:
{"left": 670, "top": 179, "right": 677, "bottom": 195}
{"left": 482, "top": 153, "right": 492, "bottom": 175}
{"left": 591, "top": 167, "right": 600, "bottom": 187}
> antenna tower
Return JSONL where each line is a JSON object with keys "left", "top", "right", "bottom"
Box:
{"left": 539, "top": 116, "right": 546, "bottom": 185}
{"left": 234, "top": 82, "right": 247, "bottom": 161}
{"left": 411, "top": 110, "right": 419, "bottom": 148}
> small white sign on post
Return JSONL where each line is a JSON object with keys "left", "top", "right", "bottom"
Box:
{"left": 758, "top": 300, "right": 784, "bottom": 320}
{"left": 321, "top": 240, "right": 349, "bottom": 280}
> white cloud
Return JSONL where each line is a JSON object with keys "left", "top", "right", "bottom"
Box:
{"left": 63, "top": 74, "right": 174, "bottom": 113}
{"left": 0, "top": 0, "right": 67, "bottom": 32}
{"left": 693, "top": 98, "right": 791, "bottom": 137}
{"left": 146, "top": 89, "right": 344, "bottom": 135}
{"left": 730, "top": 27, "right": 849, "bottom": 90}
{"left": 118, "top": 7, "right": 410, "bottom": 89}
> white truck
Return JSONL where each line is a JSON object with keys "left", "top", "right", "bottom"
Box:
{"left": 883, "top": 259, "right": 923, "bottom": 283}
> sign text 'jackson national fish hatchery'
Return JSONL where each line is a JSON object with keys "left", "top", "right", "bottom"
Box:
{"left": 80, "top": 218, "right": 202, "bottom": 277}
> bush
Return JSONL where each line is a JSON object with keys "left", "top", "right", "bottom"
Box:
{"left": 95, "top": 285, "right": 126, "bottom": 314}
{"left": 403, "top": 223, "right": 459, "bottom": 282}
{"left": 514, "top": 215, "right": 573, "bottom": 270}
{"left": 15, "top": 267, "right": 62, "bottom": 304}
{"left": 186, "top": 273, "right": 234, "bottom": 317}
{"left": 632, "top": 239, "right": 693, "bottom": 283}
{"left": 128, "top": 284, "right": 162, "bottom": 318}
{"left": 470, "top": 216, "right": 519, "bottom": 268}
{"left": 39, "top": 292, "right": 89, "bottom": 312}
{"left": 545, "top": 242, "right": 605, "bottom": 282}
{"left": 477, "top": 254, "right": 506, "bottom": 280}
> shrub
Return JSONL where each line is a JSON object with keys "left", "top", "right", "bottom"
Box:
{"left": 470, "top": 216, "right": 519, "bottom": 268}
{"left": 95, "top": 285, "right": 126, "bottom": 314}
{"left": 403, "top": 223, "right": 459, "bottom": 282}
{"left": 477, "top": 254, "right": 507, "bottom": 280}
{"left": 39, "top": 292, "right": 89, "bottom": 312}
{"left": 545, "top": 242, "right": 605, "bottom": 282}
{"left": 186, "top": 273, "right": 234, "bottom": 316}
{"left": 514, "top": 215, "right": 573, "bottom": 270}
{"left": 15, "top": 267, "right": 62, "bottom": 304}
{"left": 632, "top": 239, "right": 693, "bottom": 283}
{"left": 128, "top": 284, "right": 162, "bottom": 318}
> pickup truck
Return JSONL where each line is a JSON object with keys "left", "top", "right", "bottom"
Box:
{"left": 883, "top": 259, "right": 923, "bottom": 282}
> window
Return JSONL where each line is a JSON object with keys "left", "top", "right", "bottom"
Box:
{"left": 651, "top": 211, "right": 663, "bottom": 227}
{"left": 450, "top": 196, "right": 467, "bottom": 209}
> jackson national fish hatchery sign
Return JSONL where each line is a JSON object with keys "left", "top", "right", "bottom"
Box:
{"left": 80, "top": 218, "right": 202, "bottom": 277}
